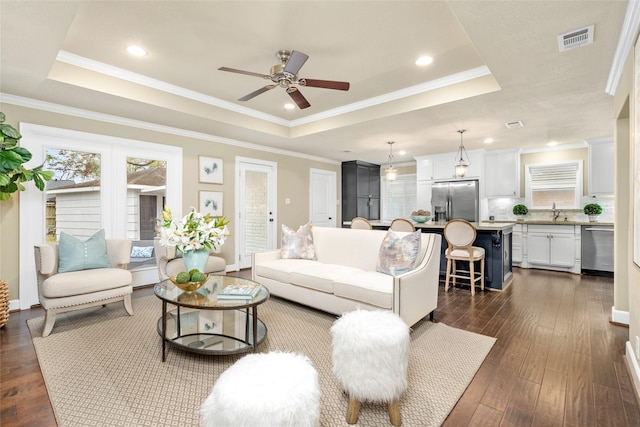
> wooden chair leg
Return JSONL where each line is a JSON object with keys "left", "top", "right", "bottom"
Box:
{"left": 470, "top": 260, "right": 475, "bottom": 296}
{"left": 452, "top": 260, "right": 457, "bottom": 288}
{"left": 123, "top": 294, "right": 134, "bottom": 315}
{"left": 445, "top": 258, "right": 452, "bottom": 292}
{"left": 42, "top": 309, "right": 56, "bottom": 337}
{"left": 346, "top": 397, "right": 360, "bottom": 424}
{"left": 388, "top": 398, "right": 401, "bottom": 426}
{"left": 480, "top": 258, "right": 485, "bottom": 291}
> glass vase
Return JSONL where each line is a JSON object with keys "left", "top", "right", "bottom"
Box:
{"left": 182, "top": 248, "right": 209, "bottom": 273}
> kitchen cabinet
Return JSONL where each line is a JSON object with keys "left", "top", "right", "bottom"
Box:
{"left": 341, "top": 160, "right": 381, "bottom": 223}
{"left": 415, "top": 150, "right": 486, "bottom": 182}
{"left": 512, "top": 224, "right": 523, "bottom": 263}
{"left": 416, "top": 180, "right": 432, "bottom": 212}
{"left": 587, "top": 139, "right": 614, "bottom": 195}
{"left": 485, "top": 149, "right": 519, "bottom": 197}
{"left": 525, "top": 225, "right": 577, "bottom": 270}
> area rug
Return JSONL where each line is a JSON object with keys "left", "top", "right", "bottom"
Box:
{"left": 28, "top": 295, "right": 495, "bottom": 426}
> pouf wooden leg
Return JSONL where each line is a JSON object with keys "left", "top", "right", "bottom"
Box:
{"left": 346, "top": 397, "right": 360, "bottom": 424}
{"left": 388, "top": 398, "right": 401, "bottom": 426}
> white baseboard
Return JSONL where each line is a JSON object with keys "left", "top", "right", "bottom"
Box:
{"left": 626, "top": 341, "right": 640, "bottom": 404}
{"left": 612, "top": 306, "right": 630, "bottom": 325}
{"left": 9, "top": 299, "right": 20, "bottom": 311}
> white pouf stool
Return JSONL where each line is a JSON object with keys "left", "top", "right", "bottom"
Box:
{"left": 331, "top": 310, "right": 410, "bottom": 426}
{"left": 200, "top": 351, "right": 320, "bottom": 427}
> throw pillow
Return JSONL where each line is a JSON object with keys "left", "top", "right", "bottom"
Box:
{"left": 376, "top": 230, "right": 422, "bottom": 276}
{"left": 281, "top": 222, "right": 317, "bottom": 260}
{"left": 58, "top": 229, "right": 111, "bottom": 273}
{"left": 131, "top": 246, "right": 154, "bottom": 258}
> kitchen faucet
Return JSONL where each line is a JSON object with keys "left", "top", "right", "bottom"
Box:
{"left": 552, "top": 202, "right": 561, "bottom": 221}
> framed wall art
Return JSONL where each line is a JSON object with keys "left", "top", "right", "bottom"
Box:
{"left": 199, "top": 156, "right": 223, "bottom": 184}
{"left": 199, "top": 191, "right": 223, "bottom": 217}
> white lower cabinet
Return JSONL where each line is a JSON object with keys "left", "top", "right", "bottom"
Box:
{"left": 512, "top": 224, "right": 523, "bottom": 263}
{"left": 519, "top": 224, "right": 580, "bottom": 273}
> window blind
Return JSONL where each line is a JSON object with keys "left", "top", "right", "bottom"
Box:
{"left": 381, "top": 174, "right": 417, "bottom": 222}
{"left": 529, "top": 164, "right": 578, "bottom": 189}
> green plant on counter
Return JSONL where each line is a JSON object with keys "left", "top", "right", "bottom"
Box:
{"left": 512, "top": 204, "right": 528, "bottom": 215}
{"left": 0, "top": 112, "right": 53, "bottom": 201}
{"left": 583, "top": 203, "right": 602, "bottom": 215}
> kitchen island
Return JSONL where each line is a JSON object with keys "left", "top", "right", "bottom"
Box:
{"left": 369, "top": 221, "right": 514, "bottom": 290}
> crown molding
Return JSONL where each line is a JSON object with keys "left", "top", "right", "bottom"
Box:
{"left": 0, "top": 93, "right": 340, "bottom": 165}
{"left": 605, "top": 0, "right": 640, "bottom": 95}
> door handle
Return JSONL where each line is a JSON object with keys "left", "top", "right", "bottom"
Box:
{"left": 328, "top": 217, "right": 332, "bottom": 220}
{"left": 269, "top": 219, "right": 274, "bottom": 222}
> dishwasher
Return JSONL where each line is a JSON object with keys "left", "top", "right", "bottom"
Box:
{"left": 581, "top": 225, "right": 614, "bottom": 275}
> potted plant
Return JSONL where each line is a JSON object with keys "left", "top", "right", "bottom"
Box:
{"left": 512, "top": 204, "right": 528, "bottom": 221}
{"left": 583, "top": 203, "right": 602, "bottom": 222}
{"left": 0, "top": 112, "right": 53, "bottom": 201}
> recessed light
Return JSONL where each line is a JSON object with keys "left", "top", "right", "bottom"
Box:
{"left": 399, "top": 150, "right": 406, "bottom": 156}
{"left": 483, "top": 138, "right": 494, "bottom": 144}
{"left": 126, "top": 45, "right": 148, "bottom": 57}
{"left": 415, "top": 56, "right": 433, "bottom": 66}
{"left": 284, "top": 103, "right": 295, "bottom": 110}
{"left": 547, "top": 141, "right": 558, "bottom": 146}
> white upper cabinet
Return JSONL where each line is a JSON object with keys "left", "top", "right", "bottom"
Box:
{"left": 416, "top": 157, "right": 434, "bottom": 181}
{"left": 415, "top": 150, "right": 485, "bottom": 181}
{"left": 587, "top": 138, "right": 614, "bottom": 195}
{"left": 485, "top": 149, "right": 520, "bottom": 197}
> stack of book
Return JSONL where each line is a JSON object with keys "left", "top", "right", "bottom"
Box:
{"left": 217, "top": 284, "right": 261, "bottom": 301}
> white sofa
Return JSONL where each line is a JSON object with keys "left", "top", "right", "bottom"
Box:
{"left": 252, "top": 226, "right": 441, "bottom": 327}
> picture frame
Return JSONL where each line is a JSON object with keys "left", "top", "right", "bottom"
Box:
{"left": 199, "top": 156, "right": 223, "bottom": 184}
{"left": 199, "top": 191, "right": 223, "bottom": 217}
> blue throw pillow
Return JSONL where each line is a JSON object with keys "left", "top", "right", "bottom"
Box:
{"left": 131, "top": 246, "right": 154, "bottom": 258}
{"left": 58, "top": 229, "right": 111, "bottom": 273}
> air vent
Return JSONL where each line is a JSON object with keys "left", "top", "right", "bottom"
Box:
{"left": 505, "top": 120, "right": 524, "bottom": 129}
{"left": 558, "top": 24, "right": 594, "bottom": 52}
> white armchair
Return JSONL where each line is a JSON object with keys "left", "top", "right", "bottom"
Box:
{"left": 153, "top": 238, "right": 226, "bottom": 281}
{"left": 34, "top": 239, "right": 134, "bottom": 337}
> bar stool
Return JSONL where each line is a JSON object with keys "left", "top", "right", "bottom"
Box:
{"left": 350, "top": 217, "right": 372, "bottom": 229}
{"left": 443, "top": 219, "right": 485, "bottom": 296}
{"left": 390, "top": 218, "right": 416, "bottom": 232}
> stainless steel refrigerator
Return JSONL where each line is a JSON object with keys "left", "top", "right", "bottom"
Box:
{"left": 431, "top": 180, "right": 479, "bottom": 222}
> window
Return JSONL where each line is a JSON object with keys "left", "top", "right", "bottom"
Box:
{"left": 19, "top": 123, "right": 182, "bottom": 308}
{"left": 381, "top": 174, "right": 417, "bottom": 222}
{"left": 525, "top": 161, "right": 583, "bottom": 208}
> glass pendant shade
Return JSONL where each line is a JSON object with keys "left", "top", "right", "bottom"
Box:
{"left": 385, "top": 141, "right": 397, "bottom": 182}
{"left": 454, "top": 130, "right": 469, "bottom": 178}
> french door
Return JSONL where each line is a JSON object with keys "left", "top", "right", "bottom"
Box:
{"left": 235, "top": 157, "right": 277, "bottom": 269}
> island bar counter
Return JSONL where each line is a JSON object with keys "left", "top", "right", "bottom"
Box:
{"left": 370, "top": 221, "right": 514, "bottom": 290}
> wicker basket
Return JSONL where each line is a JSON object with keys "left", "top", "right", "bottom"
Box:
{"left": 0, "top": 280, "right": 9, "bottom": 328}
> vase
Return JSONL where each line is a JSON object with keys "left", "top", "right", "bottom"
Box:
{"left": 182, "top": 248, "right": 209, "bottom": 273}
{"left": 588, "top": 215, "right": 599, "bottom": 222}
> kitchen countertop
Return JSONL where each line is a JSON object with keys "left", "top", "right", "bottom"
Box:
{"left": 366, "top": 221, "right": 516, "bottom": 231}
{"left": 487, "top": 220, "right": 614, "bottom": 226}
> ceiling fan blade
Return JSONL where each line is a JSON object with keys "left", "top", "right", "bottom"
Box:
{"left": 283, "top": 50, "right": 309, "bottom": 75}
{"left": 218, "top": 67, "right": 268, "bottom": 79}
{"left": 300, "top": 78, "right": 350, "bottom": 91}
{"left": 239, "top": 85, "right": 276, "bottom": 101}
{"left": 287, "top": 87, "right": 311, "bottom": 109}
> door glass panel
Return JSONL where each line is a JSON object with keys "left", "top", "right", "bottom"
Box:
{"left": 244, "top": 170, "right": 268, "bottom": 254}
{"left": 126, "top": 157, "right": 167, "bottom": 240}
{"left": 45, "top": 148, "right": 101, "bottom": 241}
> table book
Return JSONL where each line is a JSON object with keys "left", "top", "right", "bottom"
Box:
{"left": 217, "top": 284, "right": 261, "bottom": 300}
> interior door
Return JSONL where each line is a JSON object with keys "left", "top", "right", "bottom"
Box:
{"left": 309, "top": 168, "right": 336, "bottom": 227}
{"left": 236, "top": 157, "right": 277, "bottom": 269}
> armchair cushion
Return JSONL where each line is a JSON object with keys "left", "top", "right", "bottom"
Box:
{"left": 58, "top": 229, "right": 111, "bottom": 273}
{"left": 41, "top": 268, "right": 132, "bottom": 298}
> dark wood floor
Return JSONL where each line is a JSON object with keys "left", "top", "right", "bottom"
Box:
{"left": 1, "top": 268, "right": 639, "bottom": 426}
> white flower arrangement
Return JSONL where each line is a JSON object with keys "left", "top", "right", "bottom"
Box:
{"left": 158, "top": 206, "right": 229, "bottom": 252}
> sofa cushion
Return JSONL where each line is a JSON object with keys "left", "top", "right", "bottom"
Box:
{"left": 281, "top": 223, "right": 317, "bottom": 260}
{"left": 376, "top": 230, "right": 421, "bottom": 276}
{"left": 131, "top": 246, "right": 154, "bottom": 258}
{"left": 41, "top": 268, "right": 132, "bottom": 298}
{"left": 58, "top": 229, "right": 111, "bottom": 273}
{"left": 333, "top": 271, "right": 394, "bottom": 309}
{"left": 289, "top": 264, "right": 364, "bottom": 293}
{"left": 255, "top": 259, "right": 319, "bottom": 284}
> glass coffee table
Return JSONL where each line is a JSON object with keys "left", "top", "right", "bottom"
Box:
{"left": 153, "top": 275, "right": 269, "bottom": 361}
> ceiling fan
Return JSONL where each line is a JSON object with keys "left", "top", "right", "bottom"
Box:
{"left": 218, "top": 50, "right": 350, "bottom": 109}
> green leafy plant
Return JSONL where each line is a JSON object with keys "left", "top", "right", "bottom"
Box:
{"left": 512, "top": 204, "right": 529, "bottom": 215}
{"left": 583, "top": 203, "right": 602, "bottom": 216}
{"left": 0, "top": 112, "right": 53, "bottom": 201}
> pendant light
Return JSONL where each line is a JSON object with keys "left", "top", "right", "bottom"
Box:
{"left": 454, "top": 129, "right": 469, "bottom": 178}
{"left": 385, "top": 141, "right": 397, "bottom": 182}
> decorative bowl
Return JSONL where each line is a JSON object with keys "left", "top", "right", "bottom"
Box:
{"left": 411, "top": 215, "right": 431, "bottom": 223}
{"left": 169, "top": 274, "right": 209, "bottom": 292}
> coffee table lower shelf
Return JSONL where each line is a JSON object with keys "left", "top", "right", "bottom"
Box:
{"left": 156, "top": 308, "right": 267, "bottom": 357}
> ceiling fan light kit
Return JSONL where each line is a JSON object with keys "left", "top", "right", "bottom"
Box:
{"left": 219, "top": 50, "right": 350, "bottom": 109}
{"left": 454, "top": 129, "right": 469, "bottom": 178}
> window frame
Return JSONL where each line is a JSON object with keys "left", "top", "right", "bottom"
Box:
{"left": 381, "top": 173, "right": 417, "bottom": 222}
{"left": 524, "top": 160, "right": 583, "bottom": 209}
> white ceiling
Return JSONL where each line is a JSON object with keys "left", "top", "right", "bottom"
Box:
{"left": 0, "top": 1, "right": 629, "bottom": 165}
